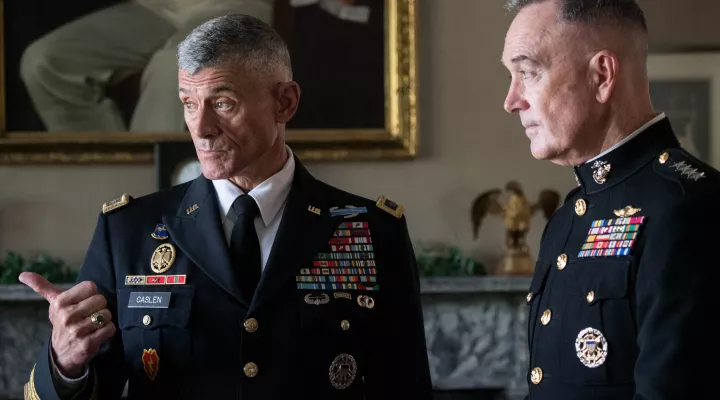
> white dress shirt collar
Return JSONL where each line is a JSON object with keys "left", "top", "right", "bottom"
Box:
{"left": 586, "top": 112, "right": 667, "bottom": 163}
{"left": 211, "top": 146, "right": 295, "bottom": 227}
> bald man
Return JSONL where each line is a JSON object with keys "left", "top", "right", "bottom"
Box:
{"left": 501, "top": 1, "right": 720, "bottom": 399}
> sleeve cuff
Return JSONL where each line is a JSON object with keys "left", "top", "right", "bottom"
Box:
{"left": 49, "top": 346, "right": 88, "bottom": 389}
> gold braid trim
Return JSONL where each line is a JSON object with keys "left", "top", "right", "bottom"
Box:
{"left": 24, "top": 365, "right": 40, "bottom": 400}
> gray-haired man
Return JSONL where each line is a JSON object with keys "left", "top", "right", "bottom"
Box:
{"left": 502, "top": 1, "right": 720, "bottom": 399}
{"left": 21, "top": 14, "right": 432, "bottom": 399}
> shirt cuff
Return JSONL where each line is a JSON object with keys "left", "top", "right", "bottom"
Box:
{"left": 49, "top": 346, "right": 88, "bottom": 392}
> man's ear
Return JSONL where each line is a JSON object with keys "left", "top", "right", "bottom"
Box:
{"left": 589, "top": 50, "right": 618, "bottom": 104}
{"left": 276, "top": 81, "right": 301, "bottom": 123}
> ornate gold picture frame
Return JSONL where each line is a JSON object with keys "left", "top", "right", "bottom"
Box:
{"left": 0, "top": 0, "right": 417, "bottom": 164}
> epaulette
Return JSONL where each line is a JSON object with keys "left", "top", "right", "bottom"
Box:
{"left": 376, "top": 195, "right": 404, "bottom": 219}
{"left": 102, "top": 193, "right": 131, "bottom": 214}
{"left": 654, "top": 148, "right": 708, "bottom": 183}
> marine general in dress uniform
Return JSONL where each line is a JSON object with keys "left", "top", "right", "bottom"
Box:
{"left": 21, "top": 13, "right": 432, "bottom": 400}
{"left": 502, "top": 1, "right": 720, "bottom": 399}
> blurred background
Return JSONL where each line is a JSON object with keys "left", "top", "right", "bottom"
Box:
{"left": 1, "top": 0, "right": 718, "bottom": 399}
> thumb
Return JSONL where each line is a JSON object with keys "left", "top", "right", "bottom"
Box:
{"left": 18, "top": 272, "right": 62, "bottom": 301}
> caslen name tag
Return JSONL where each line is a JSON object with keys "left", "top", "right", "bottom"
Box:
{"left": 129, "top": 292, "right": 171, "bottom": 308}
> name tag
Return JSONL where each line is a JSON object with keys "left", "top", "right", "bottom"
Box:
{"left": 128, "top": 292, "right": 171, "bottom": 308}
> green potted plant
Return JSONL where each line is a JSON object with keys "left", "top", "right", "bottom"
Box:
{"left": 414, "top": 242, "right": 486, "bottom": 277}
{"left": 0, "top": 252, "right": 79, "bottom": 284}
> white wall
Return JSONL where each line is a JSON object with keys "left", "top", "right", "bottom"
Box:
{"left": 1, "top": 0, "right": 717, "bottom": 269}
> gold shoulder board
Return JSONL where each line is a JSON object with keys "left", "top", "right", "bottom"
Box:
{"left": 103, "top": 193, "right": 131, "bottom": 214}
{"left": 376, "top": 195, "right": 404, "bottom": 219}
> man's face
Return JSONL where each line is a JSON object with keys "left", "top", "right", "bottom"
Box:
{"left": 178, "top": 65, "right": 281, "bottom": 180}
{"left": 502, "top": 1, "right": 598, "bottom": 165}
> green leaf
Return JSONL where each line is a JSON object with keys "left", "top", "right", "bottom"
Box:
{"left": 414, "top": 242, "right": 485, "bottom": 277}
{"left": 0, "top": 252, "right": 78, "bottom": 284}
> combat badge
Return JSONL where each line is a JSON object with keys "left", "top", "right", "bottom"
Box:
{"left": 376, "top": 195, "right": 404, "bottom": 218}
{"left": 151, "top": 243, "right": 176, "bottom": 274}
{"left": 142, "top": 349, "right": 160, "bottom": 381}
{"left": 329, "top": 205, "right": 367, "bottom": 218}
{"left": 357, "top": 295, "right": 375, "bottom": 309}
{"left": 575, "top": 327, "right": 608, "bottom": 368}
{"left": 102, "top": 193, "right": 130, "bottom": 214}
{"left": 329, "top": 353, "right": 357, "bottom": 390}
{"left": 151, "top": 224, "right": 169, "bottom": 240}
{"left": 334, "top": 292, "right": 352, "bottom": 300}
{"left": 305, "top": 293, "right": 330, "bottom": 306}
{"left": 591, "top": 161, "right": 611, "bottom": 184}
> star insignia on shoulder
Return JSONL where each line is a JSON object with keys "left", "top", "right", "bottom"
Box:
{"left": 376, "top": 195, "right": 404, "bottom": 218}
{"left": 670, "top": 161, "right": 706, "bottom": 181}
{"left": 102, "top": 193, "right": 131, "bottom": 214}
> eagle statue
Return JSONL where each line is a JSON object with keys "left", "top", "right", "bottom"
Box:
{"left": 471, "top": 181, "right": 560, "bottom": 251}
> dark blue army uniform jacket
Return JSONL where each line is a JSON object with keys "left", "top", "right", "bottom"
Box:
{"left": 525, "top": 117, "right": 720, "bottom": 400}
{"left": 26, "top": 158, "right": 432, "bottom": 399}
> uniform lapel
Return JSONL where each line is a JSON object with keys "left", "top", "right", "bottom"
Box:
{"left": 249, "top": 160, "right": 346, "bottom": 313}
{"left": 163, "top": 177, "right": 248, "bottom": 307}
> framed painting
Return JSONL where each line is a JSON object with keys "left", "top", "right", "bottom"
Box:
{"left": 646, "top": 52, "right": 720, "bottom": 169}
{"left": 0, "top": 0, "right": 417, "bottom": 164}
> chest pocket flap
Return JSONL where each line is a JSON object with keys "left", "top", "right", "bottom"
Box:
{"left": 117, "top": 287, "right": 194, "bottom": 329}
{"left": 575, "top": 259, "right": 630, "bottom": 304}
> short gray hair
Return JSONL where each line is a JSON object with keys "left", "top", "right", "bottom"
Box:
{"left": 506, "top": 0, "right": 647, "bottom": 32}
{"left": 177, "top": 13, "right": 292, "bottom": 79}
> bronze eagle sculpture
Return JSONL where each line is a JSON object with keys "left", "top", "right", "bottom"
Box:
{"left": 471, "top": 181, "right": 560, "bottom": 249}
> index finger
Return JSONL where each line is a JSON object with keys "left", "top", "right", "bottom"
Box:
{"left": 54, "top": 281, "right": 99, "bottom": 307}
{"left": 18, "top": 272, "right": 62, "bottom": 302}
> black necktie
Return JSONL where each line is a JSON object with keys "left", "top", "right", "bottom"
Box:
{"left": 229, "top": 195, "right": 261, "bottom": 305}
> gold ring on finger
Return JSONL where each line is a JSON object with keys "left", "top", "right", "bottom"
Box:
{"left": 90, "top": 312, "right": 105, "bottom": 327}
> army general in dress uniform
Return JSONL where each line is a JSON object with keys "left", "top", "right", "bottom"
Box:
{"left": 502, "top": 1, "right": 720, "bottom": 399}
{"left": 21, "top": 14, "right": 432, "bottom": 400}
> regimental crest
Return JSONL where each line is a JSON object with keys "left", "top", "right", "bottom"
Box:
{"left": 670, "top": 161, "right": 706, "bottom": 181}
{"left": 329, "top": 353, "right": 358, "bottom": 390}
{"left": 591, "top": 161, "right": 611, "bottom": 184}
{"left": 575, "top": 327, "right": 608, "bottom": 368}
{"left": 142, "top": 349, "right": 160, "bottom": 381}
{"left": 151, "top": 224, "right": 169, "bottom": 240}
